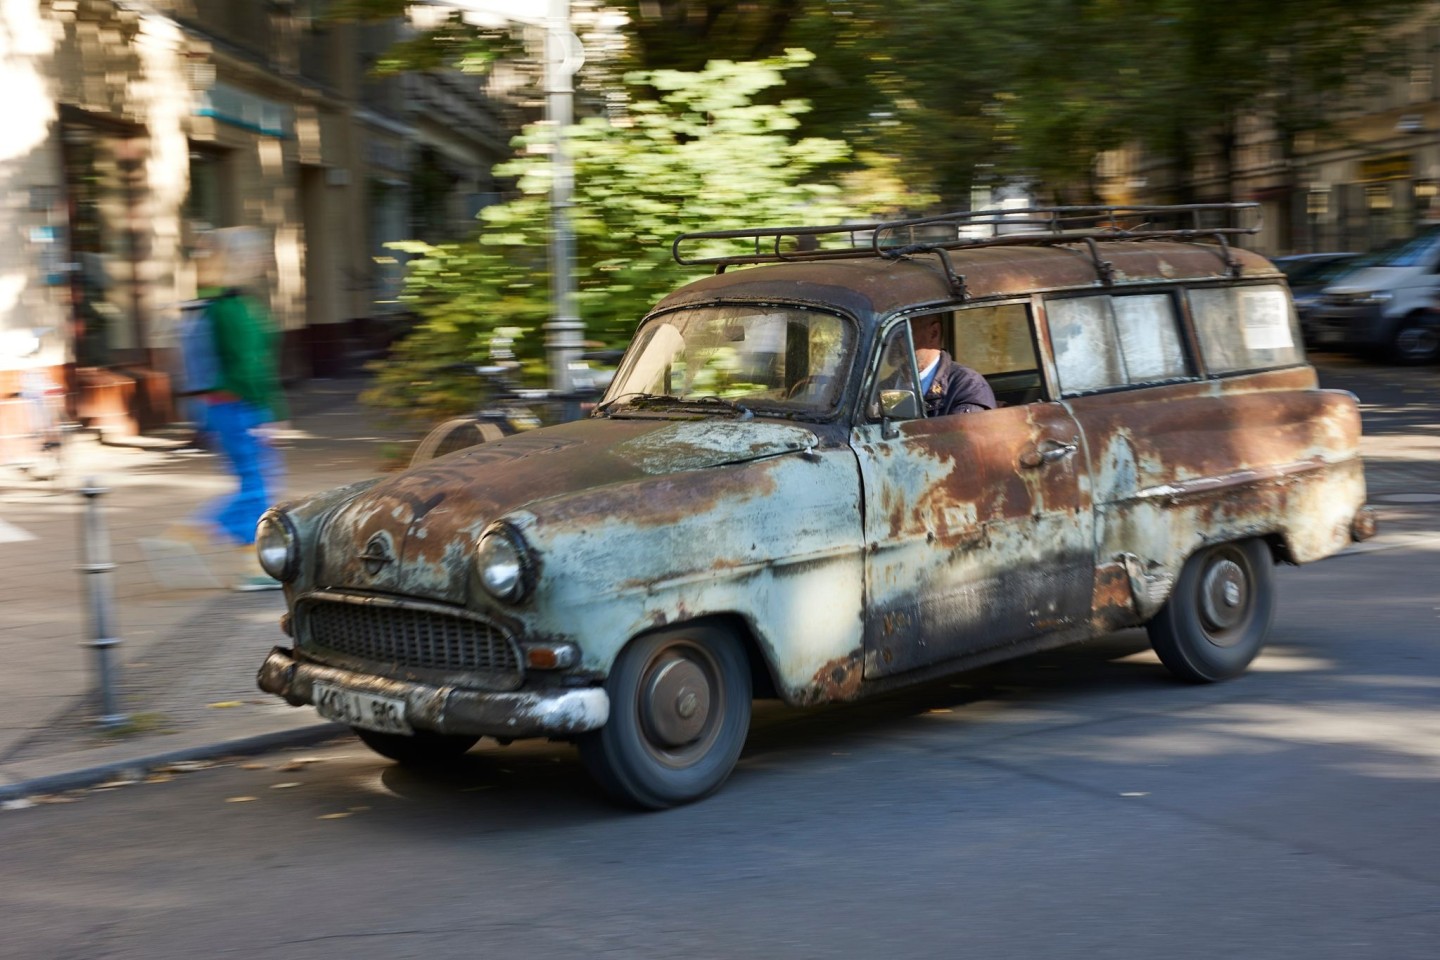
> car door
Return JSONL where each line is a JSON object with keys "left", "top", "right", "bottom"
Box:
{"left": 851, "top": 308, "right": 1095, "bottom": 679}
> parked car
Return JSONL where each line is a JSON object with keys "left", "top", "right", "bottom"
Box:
{"left": 1270, "top": 252, "right": 1359, "bottom": 344}
{"left": 254, "top": 203, "right": 1376, "bottom": 809}
{"left": 1308, "top": 228, "right": 1440, "bottom": 363}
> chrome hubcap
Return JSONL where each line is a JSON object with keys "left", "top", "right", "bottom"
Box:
{"left": 641, "top": 656, "right": 712, "bottom": 748}
{"left": 1200, "top": 556, "right": 1249, "bottom": 641}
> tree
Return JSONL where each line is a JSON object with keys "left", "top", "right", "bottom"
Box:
{"left": 361, "top": 53, "right": 929, "bottom": 424}
{"left": 1073, "top": 0, "right": 1432, "bottom": 205}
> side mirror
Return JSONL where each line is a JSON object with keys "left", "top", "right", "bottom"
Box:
{"left": 879, "top": 389, "right": 921, "bottom": 421}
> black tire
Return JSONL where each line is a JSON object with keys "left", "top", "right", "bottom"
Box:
{"left": 410, "top": 418, "right": 506, "bottom": 467}
{"left": 1391, "top": 314, "right": 1440, "bottom": 365}
{"left": 353, "top": 727, "right": 479, "bottom": 766}
{"left": 1147, "top": 539, "right": 1275, "bottom": 683}
{"left": 578, "top": 625, "right": 751, "bottom": 810}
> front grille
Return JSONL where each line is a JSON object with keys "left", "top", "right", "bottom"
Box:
{"left": 299, "top": 597, "right": 523, "bottom": 689}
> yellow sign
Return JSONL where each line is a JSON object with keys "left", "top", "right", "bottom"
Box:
{"left": 1360, "top": 154, "right": 1413, "bottom": 182}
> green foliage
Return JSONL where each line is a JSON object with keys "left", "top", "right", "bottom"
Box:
{"left": 326, "top": 0, "right": 523, "bottom": 76}
{"left": 336, "top": 0, "right": 1437, "bottom": 205}
{"left": 363, "top": 53, "right": 927, "bottom": 424}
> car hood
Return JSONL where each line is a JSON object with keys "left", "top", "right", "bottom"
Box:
{"left": 312, "top": 417, "right": 819, "bottom": 602}
{"left": 1323, "top": 265, "right": 1422, "bottom": 295}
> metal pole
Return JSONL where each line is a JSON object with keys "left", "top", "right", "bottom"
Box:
{"left": 544, "top": 0, "right": 583, "bottom": 397}
{"left": 78, "top": 478, "right": 127, "bottom": 729}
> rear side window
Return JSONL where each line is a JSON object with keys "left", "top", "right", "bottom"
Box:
{"left": 1188, "top": 284, "right": 1304, "bottom": 374}
{"left": 1047, "top": 293, "right": 1190, "bottom": 396}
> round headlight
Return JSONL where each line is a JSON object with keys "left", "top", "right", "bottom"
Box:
{"left": 477, "top": 525, "right": 531, "bottom": 602}
{"left": 255, "top": 510, "right": 299, "bottom": 581}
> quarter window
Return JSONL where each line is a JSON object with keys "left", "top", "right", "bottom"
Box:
{"left": 1188, "top": 284, "right": 1304, "bottom": 374}
{"left": 1048, "top": 293, "right": 1189, "bottom": 396}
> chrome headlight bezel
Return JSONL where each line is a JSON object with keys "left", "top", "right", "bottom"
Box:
{"left": 255, "top": 510, "right": 299, "bottom": 582}
{"left": 476, "top": 522, "right": 535, "bottom": 603}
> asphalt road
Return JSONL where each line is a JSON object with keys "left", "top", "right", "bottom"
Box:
{"left": 2, "top": 357, "right": 1436, "bottom": 960}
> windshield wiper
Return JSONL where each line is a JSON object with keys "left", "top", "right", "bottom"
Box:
{"left": 594, "top": 392, "right": 681, "bottom": 415}
{"left": 597, "top": 392, "right": 753, "bottom": 419}
{"left": 681, "top": 395, "right": 754, "bottom": 419}
{"left": 767, "top": 409, "right": 828, "bottom": 423}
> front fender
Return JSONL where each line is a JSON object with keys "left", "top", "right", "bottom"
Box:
{"left": 516, "top": 449, "right": 866, "bottom": 703}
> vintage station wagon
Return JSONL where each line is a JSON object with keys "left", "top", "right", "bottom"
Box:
{"left": 256, "top": 204, "right": 1375, "bottom": 808}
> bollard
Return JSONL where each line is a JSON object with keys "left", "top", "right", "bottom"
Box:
{"left": 78, "top": 477, "right": 127, "bottom": 729}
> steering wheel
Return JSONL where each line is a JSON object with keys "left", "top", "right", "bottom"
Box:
{"left": 786, "top": 375, "right": 833, "bottom": 400}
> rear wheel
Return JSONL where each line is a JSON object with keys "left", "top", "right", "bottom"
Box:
{"left": 1146, "top": 539, "right": 1274, "bottom": 683}
{"left": 578, "top": 625, "right": 751, "bottom": 810}
{"left": 410, "top": 418, "right": 506, "bottom": 466}
{"left": 353, "top": 728, "right": 480, "bottom": 766}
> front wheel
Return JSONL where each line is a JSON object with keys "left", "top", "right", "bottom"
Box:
{"left": 1391, "top": 315, "right": 1440, "bottom": 365}
{"left": 1146, "top": 539, "right": 1275, "bottom": 683}
{"left": 353, "top": 728, "right": 480, "bottom": 766}
{"left": 578, "top": 625, "right": 752, "bottom": 810}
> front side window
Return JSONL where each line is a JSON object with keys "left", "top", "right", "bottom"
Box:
{"left": 1048, "top": 293, "right": 1190, "bottom": 396}
{"left": 953, "top": 302, "right": 1043, "bottom": 406}
{"left": 1189, "top": 284, "right": 1305, "bottom": 374}
{"left": 603, "top": 305, "right": 855, "bottom": 418}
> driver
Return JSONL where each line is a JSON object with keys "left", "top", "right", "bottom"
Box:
{"left": 909, "top": 315, "right": 996, "bottom": 416}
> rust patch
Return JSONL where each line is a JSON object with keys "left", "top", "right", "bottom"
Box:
{"left": 799, "top": 650, "right": 865, "bottom": 705}
{"left": 1090, "top": 561, "right": 1137, "bottom": 633}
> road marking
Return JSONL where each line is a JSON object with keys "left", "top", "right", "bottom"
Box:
{"left": 0, "top": 518, "right": 36, "bottom": 543}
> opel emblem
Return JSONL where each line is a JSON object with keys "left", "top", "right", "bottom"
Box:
{"left": 359, "top": 535, "right": 393, "bottom": 576}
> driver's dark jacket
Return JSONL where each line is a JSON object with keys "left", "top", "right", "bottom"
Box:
{"left": 924, "top": 351, "right": 997, "bottom": 416}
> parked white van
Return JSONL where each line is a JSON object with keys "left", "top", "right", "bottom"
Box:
{"left": 1308, "top": 227, "right": 1440, "bottom": 363}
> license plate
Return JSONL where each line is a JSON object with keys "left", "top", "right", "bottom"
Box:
{"left": 1317, "top": 327, "right": 1346, "bottom": 344}
{"left": 313, "top": 682, "right": 412, "bottom": 734}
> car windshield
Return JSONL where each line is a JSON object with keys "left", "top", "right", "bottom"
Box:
{"left": 601, "top": 305, "right": 855, "bottom": 418}
{"left": 1278, "top": 256, "right": 1357, "bottom": 286}
{"left": 1353, "top": 230, "right": 1440, "bottom": 268}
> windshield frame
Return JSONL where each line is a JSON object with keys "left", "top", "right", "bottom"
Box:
{"left": 600, "top": 301, "right": 861, "bottom": 423}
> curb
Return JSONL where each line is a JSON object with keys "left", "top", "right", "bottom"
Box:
{"left": 0, "top": 722, "right": 347, "bottom": 802}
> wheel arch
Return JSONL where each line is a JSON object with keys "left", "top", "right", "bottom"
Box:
{"left": 621, "top": 613, "right": 780, "bottom": 701}
{"left": 1260, "top": 531, "right": 1296, "bottom": 566}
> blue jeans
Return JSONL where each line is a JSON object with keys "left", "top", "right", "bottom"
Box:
{"left": 200, "top": 400, "right": 282, "bottom": 545}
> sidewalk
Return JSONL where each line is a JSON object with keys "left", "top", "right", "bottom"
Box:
{"left": 0, "top": 378, "right": 416, "bottom": 799}
{"left": 1, "top": 376, "right": 1436, "bottom": 802}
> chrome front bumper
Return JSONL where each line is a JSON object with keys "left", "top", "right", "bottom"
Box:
{"left": 257, "top": 646, "right": 610, "bottom": 739}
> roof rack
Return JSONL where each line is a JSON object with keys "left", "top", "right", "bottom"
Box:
{"left": 671, "top": 203, "right": 1262, "bottom": 274}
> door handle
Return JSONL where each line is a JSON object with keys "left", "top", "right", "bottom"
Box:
{"left": 1020, "top": 438, "right": 1078, "bottom": 469}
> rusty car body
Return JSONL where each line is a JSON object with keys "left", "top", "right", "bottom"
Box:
{"left": 256, "top": 203, "right": 1375, "bottom": 808}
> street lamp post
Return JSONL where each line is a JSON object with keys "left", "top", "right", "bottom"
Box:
{"left": 426, "top": 0, "right": 586, "bottom": 397}
{"left": 543, "top": 0, "right": 583, "bottom": 396}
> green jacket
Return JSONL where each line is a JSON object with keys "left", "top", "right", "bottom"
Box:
{"left": 199, "top": 286, "right": 289, "bottom": 422}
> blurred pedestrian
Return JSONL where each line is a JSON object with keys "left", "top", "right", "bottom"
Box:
{"left": 191, "top": 225, "right": 288, "bottom": 590}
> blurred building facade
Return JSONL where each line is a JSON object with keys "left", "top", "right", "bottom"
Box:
{"left": 1, "top": 0, "right": 519, "bottom": 439}
{"left": 1103, "top": 10, "right": 1440, "bottom": 258}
